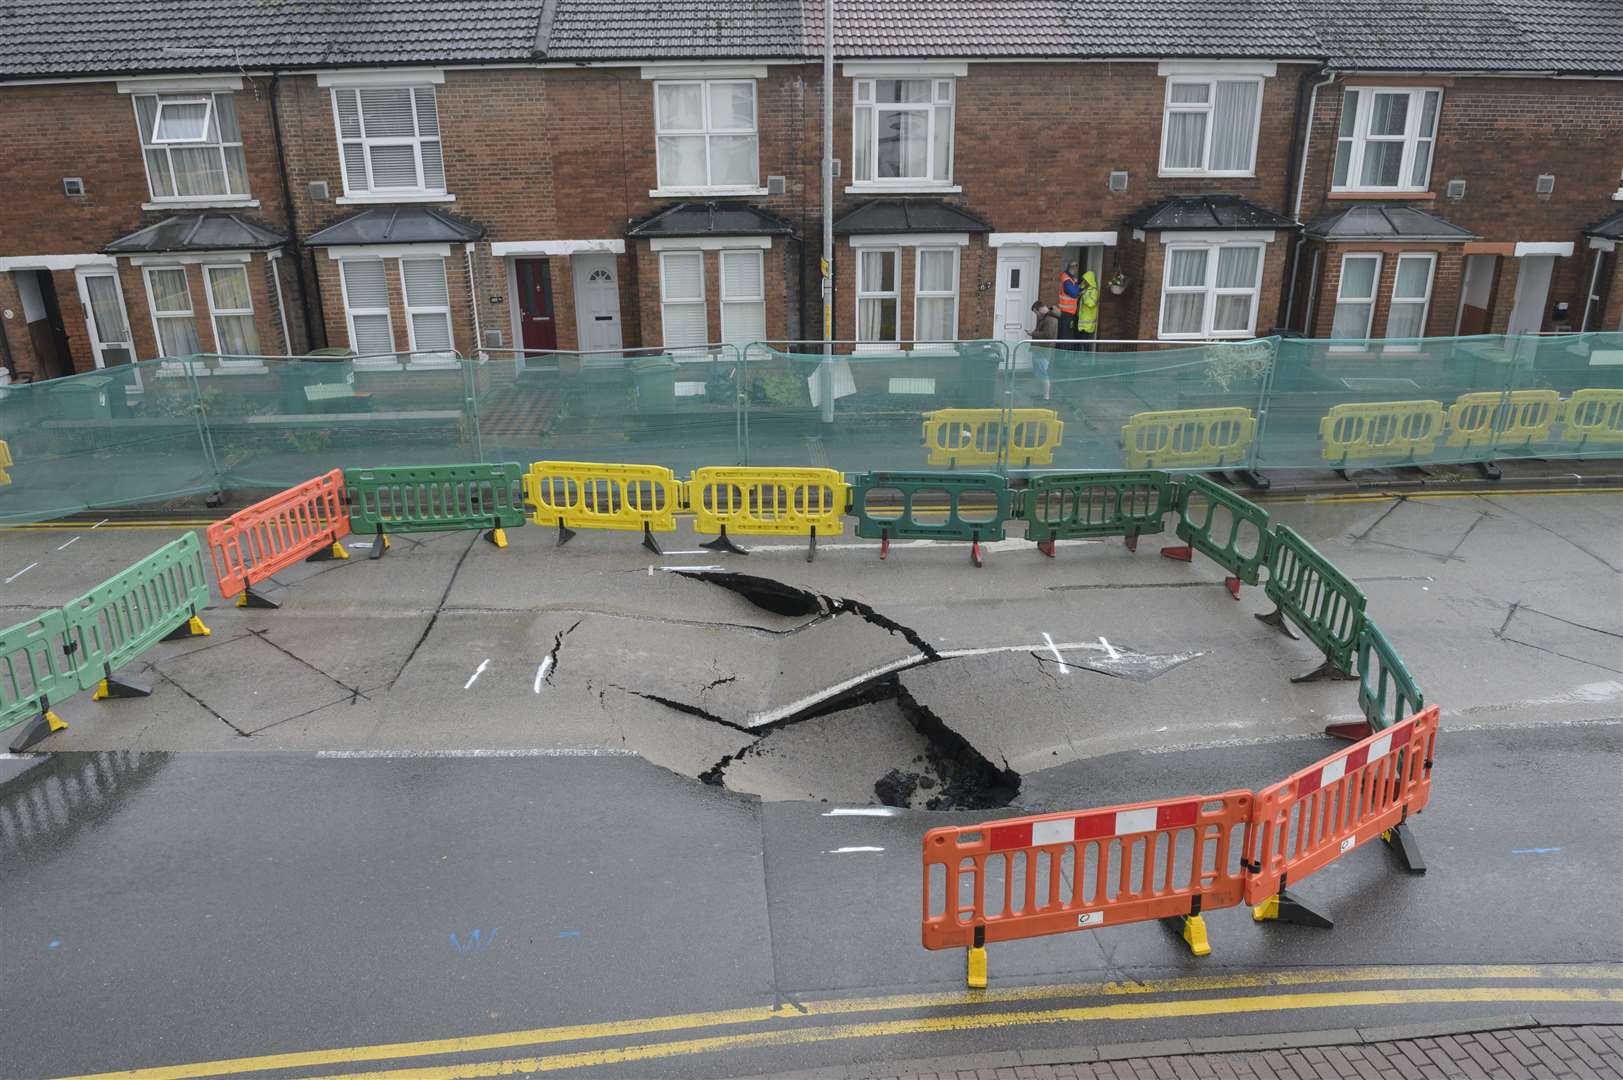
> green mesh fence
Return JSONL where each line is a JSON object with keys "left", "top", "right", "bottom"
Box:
{"left": 1, "top": 333, "right": 1619, "bottom": 524}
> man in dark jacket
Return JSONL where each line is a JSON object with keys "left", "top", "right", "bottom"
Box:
{"left": 1030, "top": 301, "right": 1059, "bottom": 401}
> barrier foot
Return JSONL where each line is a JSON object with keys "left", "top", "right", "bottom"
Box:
{"left": 967, "top": 926, "right": 988, "bottom": 989}
{"left": 1477, "top": 459, "right": 1502, "bottom": 481}
{"left": 1383, "top": 823, "right": 1427, "bottom": 875}
{"left": 1160, "top": 544, "right": 1193, "bottom": 563}
{"left": 94, "top": 673, "right": 153, "bottom": 701}
{"left": 556, "top": 519, "right": 577, "bottom": 547}
{"left": 306, "top": 541, "right": 350, "bottom": 563}
{"left": 369, "top": 529, "right": 389, "bottom": 561}
{"left": 641, "top": 523, "right": 664, "bottom": 556}
{"left": 1124, "top": 534, "right": 1139, "bottom": 554}
{"left": 1324, "top": 720, "right": 1373, "bottom": 741}
{"left": 8, "top": 709, "right": 68, "bottom": 752}
{"left": 880, "top": 529, "right": 890, "bottom": 561}
{"left": 163, "top": 614, "right": 212, "bottom": 641}
{"left": 1290, "top": 659, "right": 1358, "bottom": 684}
{"left": 970, "top": 531, "right": 984, "bottom": 569}
{"left": 1162, "top": 913, "right": 1212, "bottom": 957}
{"left": 806, "top": 527, "right": 817, "bottom": 564}
{"left": 1224, "top": 576, "right": 1242, "bottom": 600}
{"left": 1252, "top": 889, "right": 1333, "bottom": 929}
{"left": 701, "top": 527, "right": 749, "bottom": 556}
{"left": 485, "top": 527, "right": 509, "bottom": 550}
{"left": 1254, "top": 606, "right": 1301, "bottom": 641}
{"left": 1037, "top": 538, "right": 1056, "bottom": 558}
{"left": 236, "top": 587, "right": 280, "bottom": 610}
{"left": 1240, "top": 469, "right": 1271, "bottom": 492}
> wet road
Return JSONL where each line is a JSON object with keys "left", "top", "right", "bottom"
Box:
{"left": 3, "top": 721, "right": 1620, "bottom": 1080}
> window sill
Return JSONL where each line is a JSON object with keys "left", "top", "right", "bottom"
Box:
{"left": 156, "top": 362, "right": 268, "bottom": 376}
{"left": 336, "top": 193, "right": 456, "bottom": 205}
{"left": 1328, "top": 190, "right": 1437, "bottom": 200}
{"left": 1613, "top": 189, "right": 1623, "bottom": 201}
{"left": 1157, "top": 170, "right": 1256, "bottom": 180}
{"left": 853, "top": 342, "right": 903, "bottom": 352}
{"left": 845, "top": 184, "right": 961, "bottom": 195}
{"left": 143, "top": 198, "right": 260, "bottom": 211}
{"left": 649, "top": 186, "right": 769, "bottom": 198}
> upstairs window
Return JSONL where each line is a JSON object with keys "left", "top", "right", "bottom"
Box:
{"left": 333, "top": 86, "right": 446, "bottom": 195}
{"left": 133, "top": 92, "right": 249, "bottom": 200}
{"left": 1160, "top": 77, "right": 1262, "bottom": 175}
{"left": 853, "top": 79, "right": 954, "bottom": 186}
{"left": 655, "top": 81, "right": 759, "bottom": 190}
{"left": 1333, "top": 88, "right": 1441, "bottom": 192}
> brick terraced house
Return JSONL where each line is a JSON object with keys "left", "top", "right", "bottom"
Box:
{"left": 0, "top": 0, "right": 1618, "bottom": 385}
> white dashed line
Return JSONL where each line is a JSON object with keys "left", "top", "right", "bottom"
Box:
{"left": 56, "top": 536, "right": 81, "bottom": 551}
{"left": 463, "top": 658, "right": 491, "bottom": 690}
{"left": 825, "top": 846, "right": 885, "bottom": 854}
{"left": 822, "top": 807, "right": 896, "bottom": 817}
{"left": 4, "top": 563, "right": 38, "bottom": 584}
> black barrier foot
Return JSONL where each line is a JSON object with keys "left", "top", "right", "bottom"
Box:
{"left": 236, "top": 587, "right": 280, "bottom": 610}
{"left": 1290, "top": 659, "right": 1358, "bottom": 684}
{"left": 1254, "top": 606, "right": 1301, "bottom": 641}
{"left": 1383, "top": 823, "right": 1427, "bottom": 875}
{"left": 1241, "top": 469, "right": 1271, "bottom": 492}
{"left": 93, "top": 673, "right": 152, "bottom": 701}
{"left": 1252, "top": 888, "right": 1333, "bottom": 929}
{"left": 8, "top": 709, "right": 67, "bottom": 752}
{"left": 641, "top": 523, "right": 664, "bottom": 556}
{"left": 701, "top": 527, "right": 749, "bottom": 555}
{"left": 806, "top": 527, "right": 817, "bottom": 564}
{"left": 369, "top": 528, "right": 389, "bottom": 561}
{"left": 205, "top": 491, "right": 225, "bottom": 508}
{"left": 556, "top": 518, "right": 577, "bottom": 547}
{"left": 1477, "top": 460, "right": 1502, "bottom": 481}
{"left": 1124, "top": 534, "right": 1139, "bottom": 554}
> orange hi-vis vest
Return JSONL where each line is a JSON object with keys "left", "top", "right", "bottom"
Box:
{"left": 1057, "top": 271, "right": 1079, "bottom": 315}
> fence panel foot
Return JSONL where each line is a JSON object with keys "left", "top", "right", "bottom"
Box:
{"left": 1255, "top": 607, "right": 1302, "bottom": 640}
{"left": 1383, "top": 823, "right": 1427, "bottom": 875}
{"left": 641, "top": 523, "right": 664, "bottom": 555}
{"left": 1225, "top": 576, "right": 1242, "bottom": 600}
{"left": 1240, "top": 469, "right": 1271, "bottom": 491}
{"left": 1124, "top": 534, "right": 1139, "bottom": 553}
{"left": 556, "top": 520, "right": 577, "bottom": 547}
{"left": 701, "top": 526, "right": 749, "bottom": 555}
{"left": 368, "top": 529, "right": 391, "bottom": 561}
{"left": 1163, "top": 913, "right": 1212, "bottom": 957}
{"left": 1324, "top": 720, "right": 1373, "bottom": 741}
{"left": 306, "top": 541, "right": 350, "bottom": 563}
{"left": 93, "top": 674, "right": 152, "bottom": 701}
{"left": 485, "top": 527, "right": 509, "bottom": 549}
{"left": 1477, "top": 460, "right": 1502, "bottom": 481}
{"left": 971, "top": 532, "right": 984, "bottom": 568}
{"left": 8, "top": 709, "right": 67, "bottom": 752}
{"left": 806, "top": 527, "right": 817, "bottom": 564}
{"left": 1252, "top": 888, "right": 1333, "bottom": 929}
{"left": 1160, "top": 544, "right": 1193, "bottom": 563}
{"left": 236, "top": 587, "right": 280, "bottom": 610}
{"left": 163, "top": 614, "right": 211, "bottom": 641}
{"left": 1037, "top": 538, "right": 1056, "bottom": 558}
{"left": 1291, "top": 659, "right": 1358, "bottom": 684}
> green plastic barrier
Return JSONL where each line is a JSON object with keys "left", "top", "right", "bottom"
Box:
{"left": 1, "top": 609, "right": 75, "bottom": 750}
{"left": 1259, "top": 523, "right": 1368, "bottom": 681}
{"left": 851, "top": 471, "right": 1011, "bottom": 566}
{"left": 1162, "top": 473, "right": 1272, "bottom": 589}
{"left": 62, "top": 532, "right": 213, "bottom": 700}
{"left": 1355, "top": 619, "right": 1424, "bottom": 734}
{"left": 345, "top": 463, "right": 528, "bottom": 555}
{"left": 1022, "top": 470, "right": 1175, "bottom": 555}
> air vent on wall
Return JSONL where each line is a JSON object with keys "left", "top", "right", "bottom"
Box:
{"left": 830, "top": 158, "right": 841, "bottom": 179}
{"left": 767, "top": 175, "right": 786, "bottom": 195}
{"left": 1108, "top": 170, "right": 1129, "bottom": 193}
{"left": 1446, "top": 179, "right": 1466, "bottom": 200}
{"left": 484, "top": 328, "right": 504, "bottom": 348}
{"left": 62, "top": 177, "right": 85, "bottom": 197}
{"left": 1535, "top": 174, "right": 1555, "bottom": 195}
{"left": 309, "top": 180, "right": 330, "bottom": 201}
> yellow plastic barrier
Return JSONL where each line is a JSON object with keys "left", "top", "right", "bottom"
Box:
{"left": 525, "top": 460, "right": 680, "bottom": 553}
{"left": 923, "top": 409, "right": 1064, "bottom": 467}
{"left": 1319, "top": 400, "right": 1446, "bottom": 465}
{"left": 1561, "top": 388, "right": 1623, "bottom": 448}
{"left": 1122, "top": 407, "right": 1255, "bottom": 469}
{"left": 688, "top": 466, "right": 847, "bottom": 558}
{"left": 0, "top": 439, "right": 10, "bottom": 486}
{"left": 1445, "top": 390, "right": 1561, "bottom": 449}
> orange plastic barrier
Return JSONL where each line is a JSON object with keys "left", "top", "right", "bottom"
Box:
{"left": 1245, "top": 705, "right": 1437, "bottom": 922}
{"left": 207, "top": 468, "right": 351, "bottom": 608}
{"left": 923, "top": 790, "right": 1251, "bottom": 985}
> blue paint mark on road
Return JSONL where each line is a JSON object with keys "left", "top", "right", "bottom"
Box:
{"left": 48, "top": 939, "right": 61, "bottom": 949}
{"left": 1511, "top": 848, "right": 1561, "bottom": 855}
{"left": 559, "top": 930, "right": 582, "bottom": 939}
{"left": 450, "top": 928, "right": 498, "bottom": 954}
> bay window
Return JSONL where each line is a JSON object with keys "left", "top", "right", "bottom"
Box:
{"left": 1330, "top": 253, "right": 1382, "bottom": 343}
{"left": 1159, "top": 243, "right": 1265, "bottom": 338}
{"left": 144, "top": 267, "right": 201, "bottom": 356}
{"left": 1385, "top": 253, "right": 1436, "bottom": 347}
{"left": 333, "top": 86, "right": 446, "bottom": 196}
{"left": 719, "top": 250, "right": 766, "bottom": 346}
{"left": 853, "top": 78, "right": 954, "bottom": 186}
{"left": 202, "top": 265, "right": 260, "bottom": 356}
{"left": 133, "top": 92, "right": 249, "bottom": 201}
{"left": 660, "top": 251, "right": 708, "bottom": 349}
{"left": 655, "top": 80, "right": 759, "bottom": 191}
{"left": 913, "top": 247, "right": 959, "bottom": 345}
{"left": 401, "top": 258, "right": 454, "bottom": 357}
{"left": 856, "top": 248, "right": 900, "bottom": 345}
{"left": 1160, "top": 77, "right": 1262, "bottom": 175}
{"left": 339, "top": 259, "right": 396, "bottom": 358}
{"left": 1333, "top": 88, "right": 1441, "bottom": 192}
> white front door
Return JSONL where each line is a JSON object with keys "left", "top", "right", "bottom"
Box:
{"left": 572, "top": 253, "right": 623, "bottom": 355}
{"left": 995, "top": 247, "right": 1040, "bottom": 367}
{"left": 1507, "top": 255, "right": 1555, "bottom": 337}
{"left": 75, "top": 267, "right": 141, "bottom": 389}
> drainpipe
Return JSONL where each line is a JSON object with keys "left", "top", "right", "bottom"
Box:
{"left": 1579, "top": 244, "right": 1605, "bottom": 332}
{"left": 465, "top": 243, "right": 484, "bottom": 356}
{"left": 1281, "top": 67, "right": 1337, "bottom": 332}
{"left": 269, "top": 72, "right": 317, "bottom": 351}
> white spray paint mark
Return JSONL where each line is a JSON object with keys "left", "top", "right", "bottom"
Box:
{"left": 463, "top": 658, "right": 491, "bottom": 690}
{"left": 350, "top": 542, "right": 374, "bottom": 550}
{"left": 659, "top": 550, "right": 709, "bottom": 555}
{"left": 660, "top": 565, "right": 725, "bottom": 573}
{"left": 56, "top": 536, "right": 81, "bottom": 551}
{"left": 4, "top": 563, "right": 38, "bottom": 584}
{"left": 822, "top": 807, "right": 897, "bottom": 817}
{"left": 533, "top": 656, "right": 553, "bottom": 694}
{"left": 825, "top": 846, "right": 885, "bottom": 854}
{"left": 90, "top": 519, "right": 109, "bottom": 530}
{"left": 1041, "top": 632, "right": 1070, "bottom": 674}
{"left": 317, "top": 748, "right": 637, "bottom": 759}
{"left": 1098, "top": 636, "right": 1121, "bottom": 661}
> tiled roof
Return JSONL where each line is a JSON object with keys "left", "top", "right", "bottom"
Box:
{"left": 304, "top": 206, "right": 485, "bottom": 246}
{"left": 1298, "top": 0, "right": 1623, "bottom": 73}
{"left": 1303, "top": 205, "right": 1476, "bottom": 242}
{"left": 1586, "top": 210, "right": 1623, "bottom": 241}
{"left": 105, "top": 213, "right": 286, "bottom": 253}
{"left": 1, "top": 0, "right": 545, "bottom": 78}
{"left": 628, "top": 202, "right": 796, "bottom": 238}
{"left": 1124, "top": 195, "right": 1298, "bottom": 231}
{"left": 543, "top": 0, "right": 805, "bottom": 59}
{"left": 833, "top": 199, "right": 992, "bottom": 234}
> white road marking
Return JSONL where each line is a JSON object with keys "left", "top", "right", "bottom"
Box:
{"left": 317, "top": 748, "right": 638, "bottom": 759}
{"left": 825, "top": 846, "right": 885, "bottom": 854}
{"left": 1099, "top": 636, "right": 1121, "bottom": 661}
{"left": 56, "top": 536, "right": 81, "bottom": 551}
{"left": 4, "top": 562, "right": 38, "bottom": 584}
{"left": 659, "top": 550, "right": 709, "bottom": 555}
{"left": 1041, "top": 632, "right": 1070, "bottom": 674}
{"left": 739, "top": 537, "right": 1100, "bottom": 554}
{"left": 463, "top": 658, "right": 491, "bottom": 690}
{"left": 350, "top": 542, "right": 374, "bottom": 550}
{"left": 660, "top": 565, "right": 725, "bottom": 572}
{"left": 90, "top": 519, "right": 109, "bottom": 529}
{"left": 533, "top": 656, "right": 553, "bottom": 694}
{"left": 822, "top": 807, "right": 896, "bottom": 817}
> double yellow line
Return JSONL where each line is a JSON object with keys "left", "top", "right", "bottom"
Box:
{"left": 55, "top": 964, "right": 1623, "bottom": 1080}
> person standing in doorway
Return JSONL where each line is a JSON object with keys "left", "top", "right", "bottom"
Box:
{"left": 1057, "top": 261, "right": 1081, "bottom": 349}
{"left": 1030, "top": 300, "right": 1058, "bottom": 401}
{"left": 1076, "top": 269, "right": 1101, "bottom": 353}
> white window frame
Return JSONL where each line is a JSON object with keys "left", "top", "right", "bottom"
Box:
{"left": 399, "top": 257, "right": 456, "bottom": 365}
{"left": 912, "top": 246, "right": 960, "bottom": 350}
{"left": 851, "top": 78, "right": 956, "bottom": 188}
{"left": 652, "top": 79, "right": 762, "bottom": 194}
{"left": 1332, "top": 87, "right": 1443, "bottom": 193}
{"left": 337, "top": 257, "right": 397, "bottom": 367}
{"left": 1158, "top": 76, "right": 1263, "bottom": 177}
{"left": 659, "top": 250, "right": 709, "bottom": 351}
{"left": 856, "top": 246, "right": 902, "bottom": 348}
{"left": 142, "top": 265, "right": 201, "bottom": 360}
{"left": 200, "top": 263, "right": 265, "bottom": 370}
{"left": 1157, "top": 242, "right": 1266, "bottom": 340}
{"left": 132, "top": 91, "right": 250, "bottom": 203}
{"left": 330, "top": 85, "right": 446, "bottom": 198}
{"left": 718, "top": 248, "right": 766, "bottom": 347}
{"left": 1384, "top": 252, "right": 1436, "bottom": 352}
{"left": 1330, "top": 252, "right": 1384, "bottom": 349}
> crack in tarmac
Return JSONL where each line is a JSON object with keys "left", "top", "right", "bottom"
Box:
{"left": 246, "top": 628, "right": 370, "bottom": 703}
{"left": 155, "top": 670, "right": 251, "bottom": 738}
{"left": 387, "top": 533, "right": 480, "bottom": 690}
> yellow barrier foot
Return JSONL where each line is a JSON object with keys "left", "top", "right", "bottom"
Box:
{"left": 641, "top": 522, "right": 664, "bottom": 556}
{"left": 163, "top": 614, "right": 212, "bottom": 641}
{"left": 966, "top": 945, "right": 988, "bottom": 989}
{"left": 1180, "top": 914, "right": 1212, "bottom": 957}
{"left": 701, "top": 525, "right": 749, "bottom": 556}
{"left": 8, "top": 709, "right": 67, "bottom": 752}
{"left": 94, "top": 673, "right": 153, "bottom": 701}
{"left": 305, "top": 540, "right": 350, "bottom": 563}
{"left": 486, "top": 527, "right": 509, "bottom": 549}
{"left": 1382, "top": 822, "right": 1427, "bottom": 875}
{"left": 237, "top": 587, "right": 280, "bottom": 610}
{"left": 1252, "top": 888, "right": 1333, "bottom": 929}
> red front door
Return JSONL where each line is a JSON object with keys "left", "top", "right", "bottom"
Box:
{"left": 515, "top": 258, "right": 558, "bottom": 353}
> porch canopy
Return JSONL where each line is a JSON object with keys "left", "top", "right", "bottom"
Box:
{"left": 1304, "top": 205, "right": 1477, "bottom": 242}
{"left": 105, "top": 213, "right": 286, "bottom": 254}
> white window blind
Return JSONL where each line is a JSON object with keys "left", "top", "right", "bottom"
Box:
{"left": 853, "top": 78, "right": 954, "bottom": 185}
{"left": 1159, "top": 243, "right": 1266, "bottom": 339}
{"left": 340, "top": 259, "right": 395, "bottom": 357}
{"left": 133, "top": 92, "right": 248, "bottom": 200}
{"left": 333, "top": 86, "right": 446, "bottom": 195}
{"left": 914, "top": 247, "right": 959, "bottom": 345}
{"left": 146, "top": 267, "right": 201, "bottom": 357}
{"left": 1161, "top": 77, "right": 1262, "bottom": 175}
{"left": 660, "top": 251, "right": 709, "bottom": 349}
{"left": 1332, "top": 88, "right": 1442, "bottom": 192}
{"left": 1385, "top": 253, "right": 1435, "bottom": 347}
{"left": 857, "top": 248, "right": 900, "bottom": 344}
{"left": 655, "top": 80, "right": 758, "bottom": 189}
{"left": 719, "top": 250, "right": 766, "bottom": 347}
{"left": 1331, "top": 253, "right": 1382, "bottom": 343}
{"left": 401, "top": 258, "right": 453, "bottom": 355}
{"left": 203, "top": 265, "right": 260, "bottom": 357}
